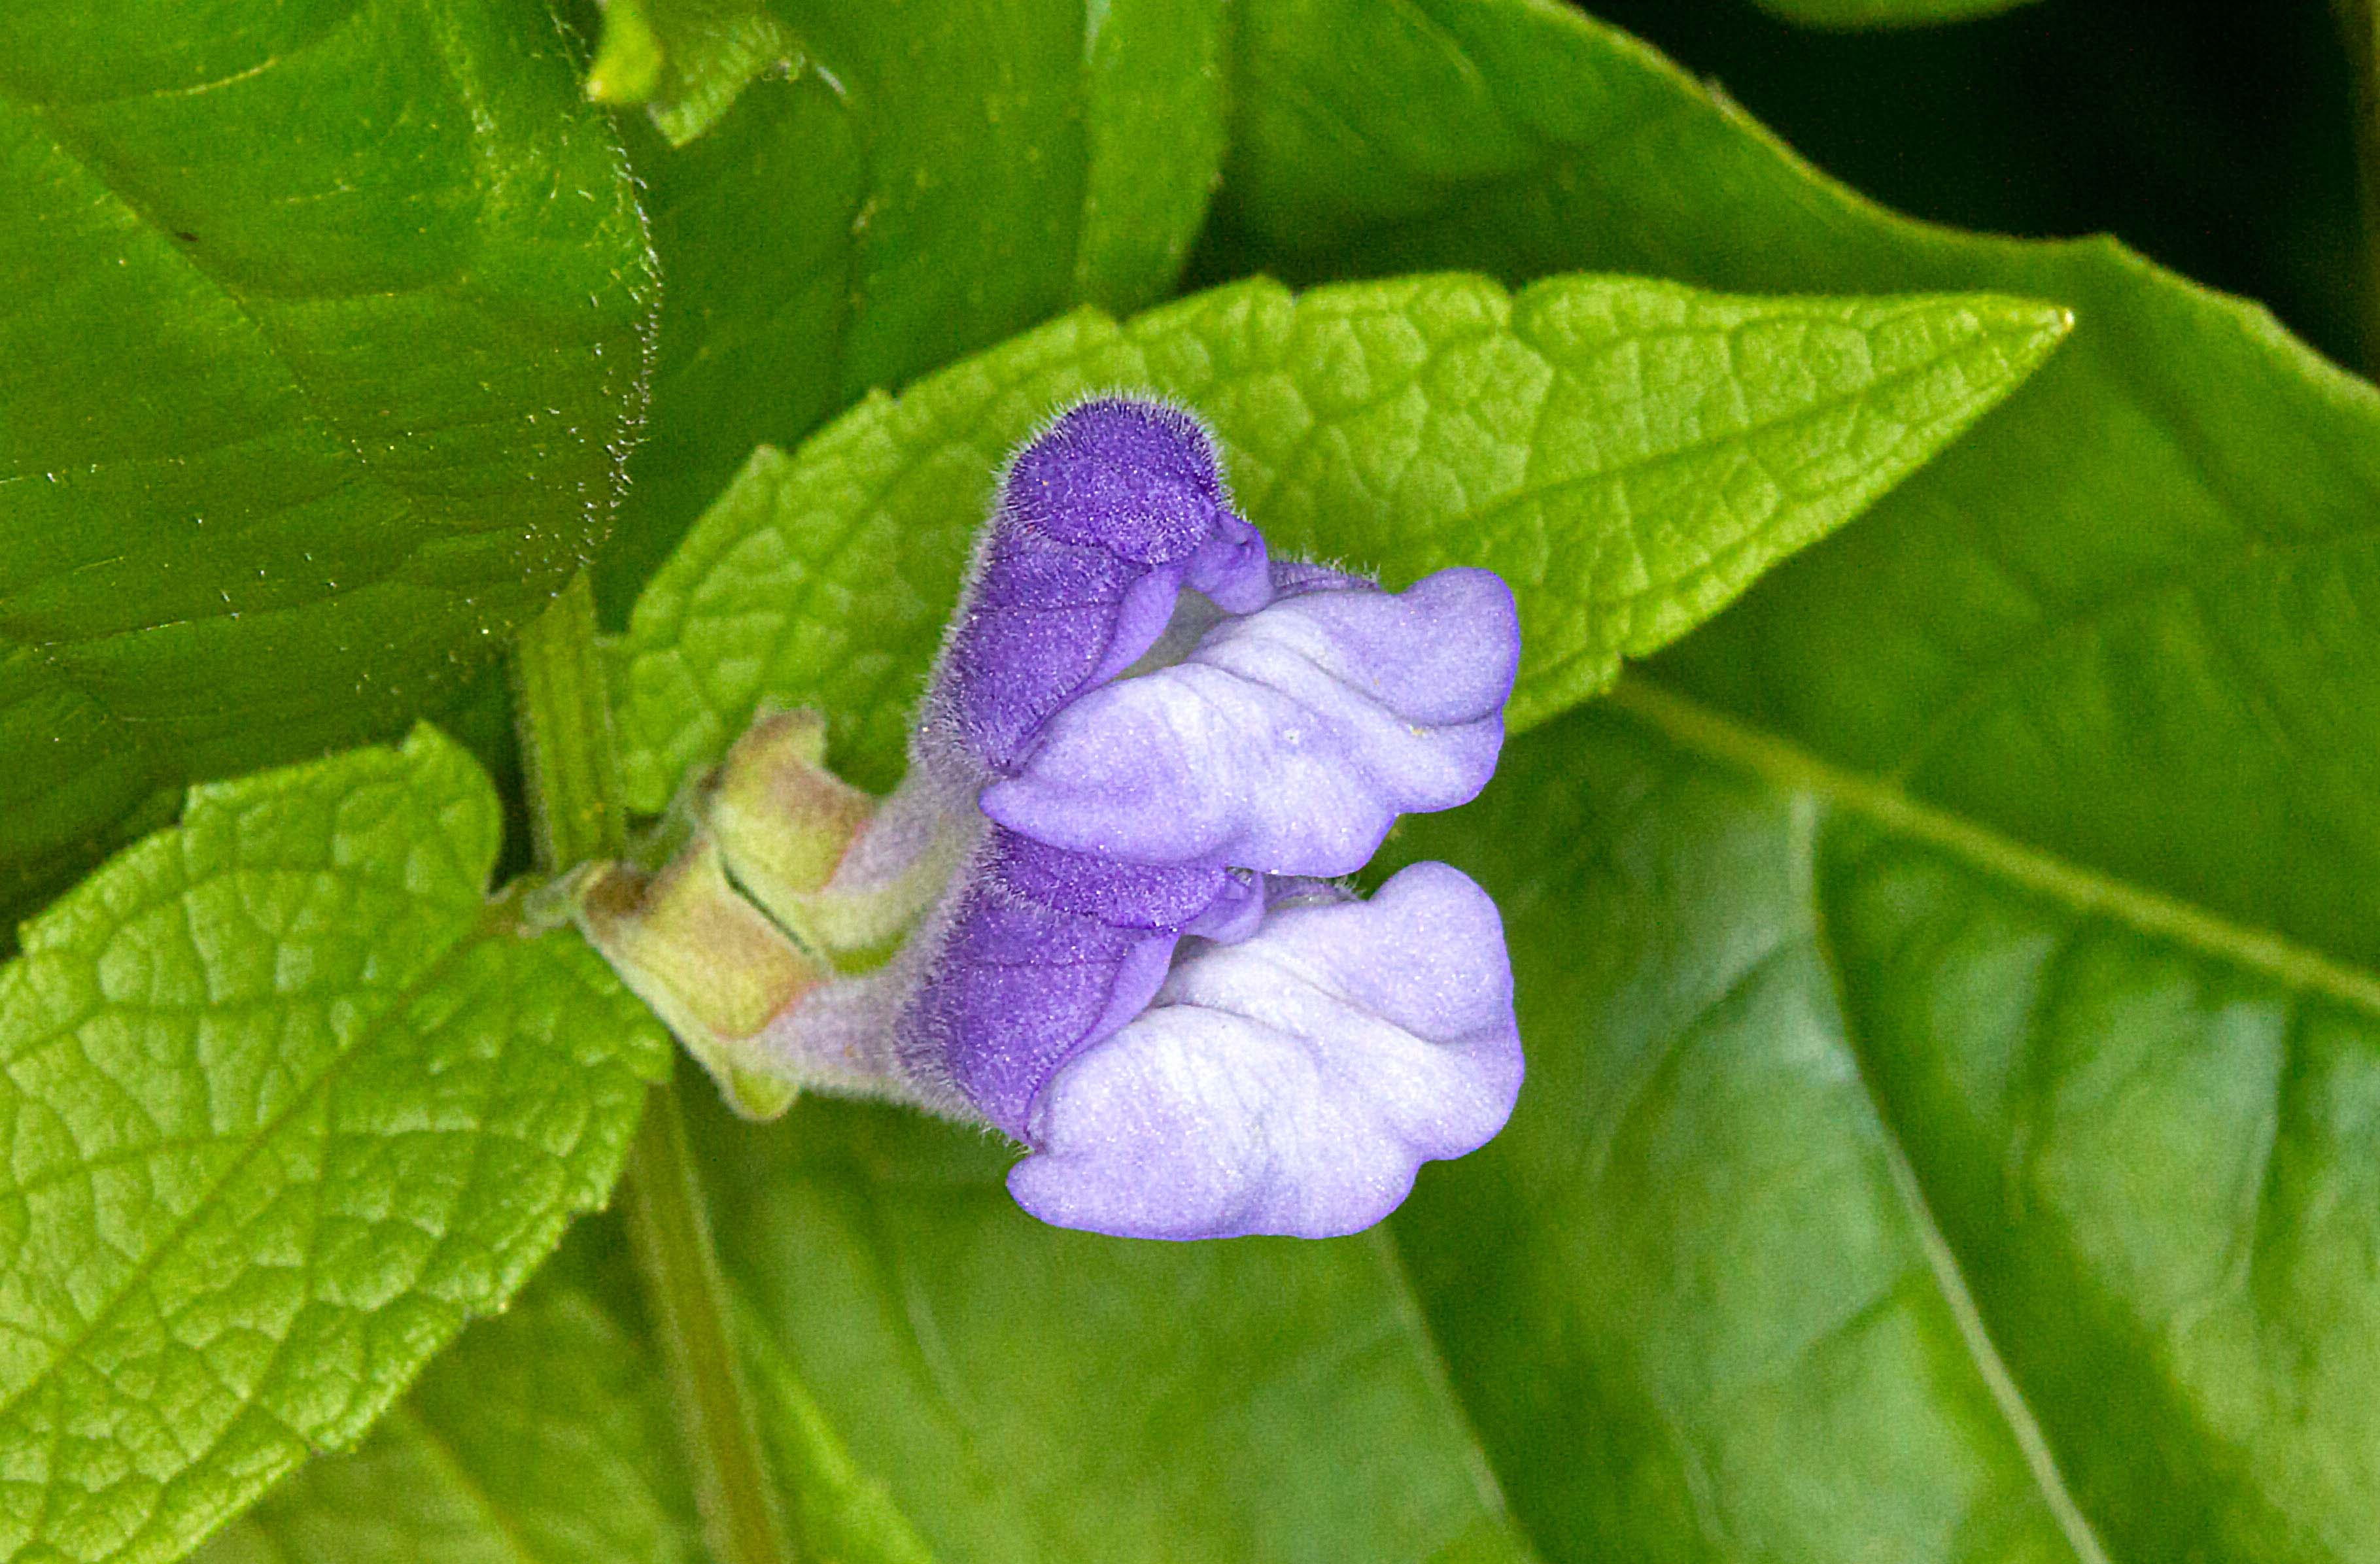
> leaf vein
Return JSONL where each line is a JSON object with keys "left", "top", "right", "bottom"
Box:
{"left": 1608, "top": 673, "right": 2380, "bottom": 1017}
{"left": 0, "top": 917, "right": 489, "bottom": 1433}
{"left": 387, "top": 1402, "right": 548, "bottom": 1564}
{"left": 1798, "top": 796, "right": 2114, "bottom": 1564}
{"left": 1367, "top": 1223, "right": 1549, "bottom": 1563}
{"left": 1882, "top": 528, "right": 2377, "bottom": 786}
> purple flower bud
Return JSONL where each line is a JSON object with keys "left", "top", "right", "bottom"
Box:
{"left": 922, "top": 398, "right": 1271, "bottom": 777}
{"left": 896, "top": 828, "right": 1260, "bottom": 1137}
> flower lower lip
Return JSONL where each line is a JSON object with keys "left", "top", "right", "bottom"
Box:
{"left": 1007, "top": 861, "right": 1524, "bottom": 1241}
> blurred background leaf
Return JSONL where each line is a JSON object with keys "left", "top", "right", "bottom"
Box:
{"left": 1388, "top": 681, "right": 2380, "bottom": 1563}
{"left": 0, "top": 0, "right": 657, "bottom": 934}
{"left": 590, "top": 0, "right": 1231, "bottom": 620}
{"left": 733, "top": 1297, "right": 942, "bottom": 1564}
{"left": 690, "top": 1091, "right": 1544, "bottom": 1564}
{"left": 196, "top": 1278, "right": 700, "bottom": 1564}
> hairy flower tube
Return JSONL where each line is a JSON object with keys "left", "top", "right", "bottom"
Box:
{"left": 580, "top": 398, "right": 1524, "bottom": 1240}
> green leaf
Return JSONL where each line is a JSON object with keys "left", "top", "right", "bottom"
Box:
{"left": 583, "top": 0, "right": 799, "bottom": 146}
{"left": 595, "top": 0, "right": 1230, "bottom": 617}
{"left": 1388, "top": 686, "right": 2380, "bottom": 1561}
{"left": 611, "top": 271, "right": 2064, "bottom": 809}
{"left": 734, "top": 1295, "right": 940, "bottom": 1564}
{"left": 0, "top": 728, "right": 668, "bottom": 1563}
{"left": 694, "top": 1093, "right": 1542, "bottom": 1563}
{"left": 0, "top": 0, "right": 658, "bottom": 929}
{"left": 194, "top": 1278, "right": 699, "bottom": 1564}
{"left": 1203, "top": 5, "right": 2380, "bottom": 1555}
{"left": 1748, "top": 0, "right": 2044, "bottom": 27}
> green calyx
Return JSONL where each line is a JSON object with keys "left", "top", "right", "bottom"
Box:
{"left": 576, "top": 706, "right": 968, "bottom": 1117}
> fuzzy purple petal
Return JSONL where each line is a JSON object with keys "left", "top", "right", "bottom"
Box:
{"left": 980, "top": 567, "right": 1519, "bottom": 875}
{"left": 1007, "top": 862, "right": 1523, "bottom": 1240}
{"left": 897, "top": 826, "right": 1260, "bottom": 1136}
{"left": 925, "top": 399, "right": 1271, "bottom": 775}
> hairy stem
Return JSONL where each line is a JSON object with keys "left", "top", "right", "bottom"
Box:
{"left": 512, "top": 575, "right": 793, "bottom": 1564}
{"left": 511, "top": 573, "right": 625, "bottom": 867}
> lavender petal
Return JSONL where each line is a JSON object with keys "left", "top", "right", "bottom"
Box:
{"left": 982, "top": 567, "right": 1519, "bottom": 875}
{"left": 1007, "top": 862, "right": 1524, "bottom": 1240}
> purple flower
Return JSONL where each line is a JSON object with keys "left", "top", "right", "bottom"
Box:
{"left": 581, "top": 397, "right": 1524, "bottom": 1240}
{"left": 897, "top": 832, "right": 1262, "bottom": 1137}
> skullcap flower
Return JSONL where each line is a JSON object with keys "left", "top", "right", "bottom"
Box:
{"left": 580, "top": 396, "right": 1525, "bottom": 1240}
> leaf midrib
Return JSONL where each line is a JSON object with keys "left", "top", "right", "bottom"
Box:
{"left": 1584, "top": 670, "right": 2380, "bottom": 1561}
{"left": 1794, "top": 792, "right": 2113, "bottom": 1564}
{"left": 1603, "top": 672, "right": 2380, "bottom": 1017}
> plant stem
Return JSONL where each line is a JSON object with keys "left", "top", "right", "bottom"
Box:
{"left": 619, "top": 1087, "right": 793, "bottom": 1564}
{"left": 511, "top": 573, "right": 626, "bottom": 866}
{"left": 511, "top": 575, "right": 793, "bottom": 1564}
